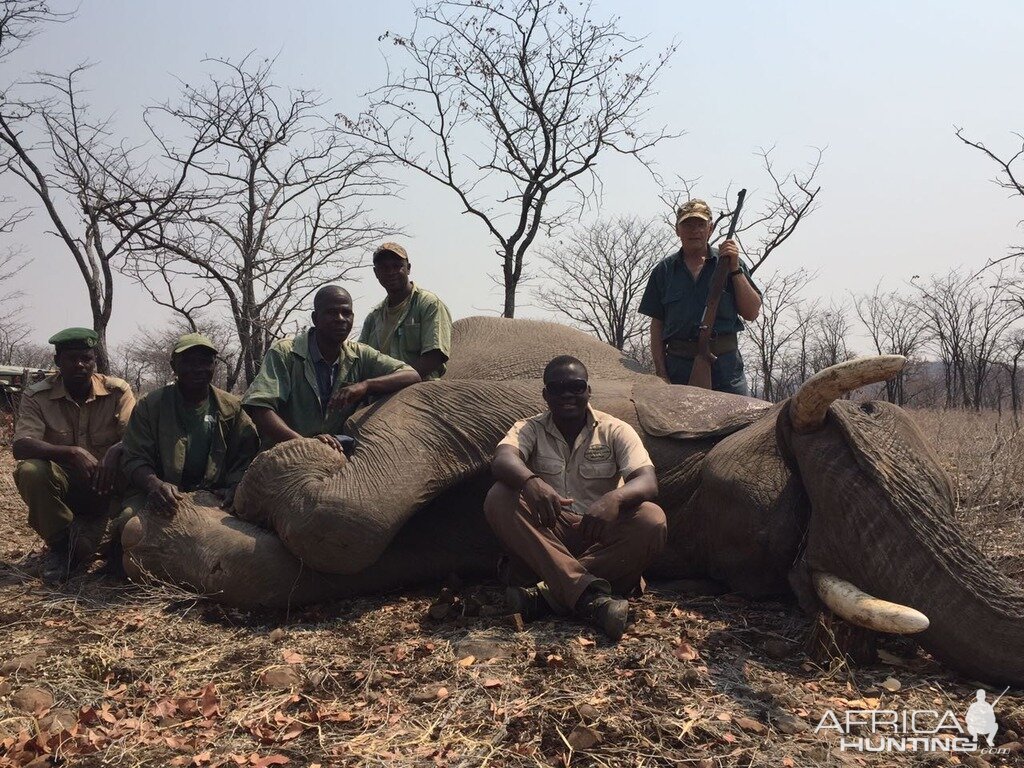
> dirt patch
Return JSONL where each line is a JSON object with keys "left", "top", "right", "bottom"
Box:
{"left": 1, "top": 410, "right": 1023, "bottom": 766}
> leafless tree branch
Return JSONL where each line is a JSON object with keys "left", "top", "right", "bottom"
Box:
{"left": 340, "top": 0, "right": 678, "bottom": 317}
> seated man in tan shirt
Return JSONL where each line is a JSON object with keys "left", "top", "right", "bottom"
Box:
{"left": 484, "top": 355, "right": 667, "bottom": 640}
{"left": 12, "top": 327, "right": 136, "bottom": 582}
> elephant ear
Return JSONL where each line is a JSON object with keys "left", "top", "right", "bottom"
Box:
{"left": 633, "top": 383, "right": 771, "bottom": 439}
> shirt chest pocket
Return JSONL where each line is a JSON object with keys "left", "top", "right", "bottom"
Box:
{"left": 534, "top": 456, "right": 565, "bottom": 478}
{"left": 47, "top": 427, "right": 75, "bottom": 446}
{"left": 399, "top": 320, "right": 422, "bottom": 352}
{"left": 579, "top": 460, "right": 618, "bottom": 480}
{"left": 90, "top": 425, "right": 120, "bottom": 447}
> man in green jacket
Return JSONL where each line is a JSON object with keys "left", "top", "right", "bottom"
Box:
{"left": 242, "top": 284, "right": 420, "bottom": 453}
{"left": 120, "top": 334, "right": 259, "bottom": 520}
{"left": 359, "top": 242, "right": 453, "bottom": 380}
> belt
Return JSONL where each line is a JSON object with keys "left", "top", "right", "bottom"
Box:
{"left": 665, "top": 333, "right": 738, "bottom": 359}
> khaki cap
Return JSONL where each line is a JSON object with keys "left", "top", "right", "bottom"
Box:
{"left": 676, "top": 199, "right": 713, "bottom": 224}
{"left": 372, "top": 242, "right": 409, "bottom": 262}
{"left": 172, "top": 333, "right": 218, "bottom": 356}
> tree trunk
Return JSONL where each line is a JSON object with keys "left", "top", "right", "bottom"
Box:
{"left": 503, "top": 277, "right": 517, "bottom": 318}
{"left": 93, "top": 322, "right": 110, "bottom": 375}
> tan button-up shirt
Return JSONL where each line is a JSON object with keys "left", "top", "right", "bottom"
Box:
{"left": 499, "top": 406, "right": 654, "bottom": 515}
{"left": 14, "top": 373, "right": 136, "bottom": 460}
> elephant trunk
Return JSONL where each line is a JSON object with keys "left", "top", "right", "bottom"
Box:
{"left": 786, "top": 398, "right": 1024, "bottom": 686}
{"left": 233, "top": 381, "right": 543, "bottom": 574}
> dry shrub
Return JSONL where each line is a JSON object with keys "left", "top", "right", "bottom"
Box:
{"left": 911, "top": 408, "right": 1024, "bottom": 576}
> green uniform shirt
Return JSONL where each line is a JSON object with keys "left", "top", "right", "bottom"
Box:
{"left": 358, "top": 284, "right": 453, "bottom": 379}
{"left": 121, "top": 384, "right": 259, "bottom": 495}
{"left": 175, "top": 390, "right": 214, "bottom": 492}
{"left": 241, "top": 328, "right": 413, "bottom": 445}
{"left": 638, "top": 246, "right": 761, "bottom": 340}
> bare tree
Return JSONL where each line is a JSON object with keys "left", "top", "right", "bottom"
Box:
{"left": 662, "top": 147, "right": 823, "bottom": 275}
{"left": 111, "top": 57, "right": 394, "bottom": 388}
{"left": 742, "top": 268, "right": 817, "bottom": 402}
{"left": 955, "top": 128, "right": 1023, "bottom": 267}
{"left": 0, "top": 202, "right": 29, "bottom": 353}
{"left": 537, "top": 216, "right": 672, "bottom": 350}
{"left": 852, "top": 282, "right": 929, "bottom": 405}
{"left": 914, "top": 267, "right": 1017, "bottom": 409}
{"left": 997, "top": 330, "right": 1024, "bottom": 426}
{"left": 341, "top": 0, "right": 676, "bottom": 317}
{"left": 0, "top": 56, "right": 183, "bottom": 373}
{"left": 0, "top": 1, "right": 68, "bottom": 62}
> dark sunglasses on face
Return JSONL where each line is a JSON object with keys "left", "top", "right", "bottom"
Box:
{"left": 545, "top": 379, "right": 588, "bottom": 396}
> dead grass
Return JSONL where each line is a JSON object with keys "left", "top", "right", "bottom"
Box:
{"left": 0, "top": 408, "right": 1023, "bottom": 767}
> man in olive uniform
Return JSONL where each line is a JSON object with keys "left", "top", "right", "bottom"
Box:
{"left": 120, "top": 333, "right": 259, "bottom": 525}
{"left": 12, "top": 327, "right": 136, "bottom": 582}
{"left": 358, "top": 242, "right": 453, "bottom": 380}
{"left": 484, "top": 356, "right": 667, "bottom": 641}
{"left": 243, "top": 284, "right": 420, "bottom": 452}
{"left": 638, "top": 199, "right": 762, "bottom": 395}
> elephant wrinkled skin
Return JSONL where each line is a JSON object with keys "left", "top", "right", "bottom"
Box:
{"left": 121, "top": 317, "right": 1024, "bottom": 687}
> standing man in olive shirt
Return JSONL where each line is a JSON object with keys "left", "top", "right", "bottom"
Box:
{"left": 13, "top": 327, "right": 136, "bottom": 582}
{"left": 243, "top": 285, "right": 420, "bottom": 452}
{"left": 359, "top": 242, "right": 453, "bottom": 380}
{"left": 119, "top": 333, "right": 259, "bottom": 523}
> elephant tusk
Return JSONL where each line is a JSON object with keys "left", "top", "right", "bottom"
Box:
{"left": 789, "top": 355, "right": 906, "bottom": 433}
{"left": 812, "top": 571, "right": 929, "bottom": 635}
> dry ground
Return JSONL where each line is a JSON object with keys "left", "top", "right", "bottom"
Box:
{"left": 1, "top": 409, "right": 1023, "bottom": 767}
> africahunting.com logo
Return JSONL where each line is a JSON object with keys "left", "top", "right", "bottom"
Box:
{"left": 814, "top": 689, "right": 1011, "bottom": 754}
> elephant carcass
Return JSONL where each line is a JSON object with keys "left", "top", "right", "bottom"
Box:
{"left": 122, "top": 317, "right": 1024, "bottom": 687}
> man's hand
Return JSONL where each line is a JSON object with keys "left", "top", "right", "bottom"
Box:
{"left": 60, "top": 446, "right": 99, "bottom": 481}
{"left": 720, "top": 238, "right": 740, "bottom": 270}
{"left": 315, "top": 434, "right": 346, "bottom": 453}
{"left": 579, "top": 492, "right": 622, "bottom": 543}
{"left": 329, "top": 381, "right": 369, "bottom": 411}
{"left": 146, "top": 477, "right": 183, "bottom": 517}
{"left": 521, "top": 476, "right": 573, "bottom": 528}
{"left": 92, "top": 443, "right": 122, "bottom": 495}
{"left": 91, "top": 461, "right": 118, "bottom": 495}
{"left": 216, "top": 485, "right": 237, "bottom": 511}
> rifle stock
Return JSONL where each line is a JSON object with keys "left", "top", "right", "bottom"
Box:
{"left": 687, "top": 189, "right": 747, "bottom": 389}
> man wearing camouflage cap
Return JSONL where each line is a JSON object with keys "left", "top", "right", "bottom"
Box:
{"left": 119, "top": 333, "right": 259, "bottom": 529}
{"left": 359, "top": 242, "right": 453, "bottom": 380}
{"left": 638, "top": 199, "right": 762, "bottom": 395}
{"left": 12, "top": 327, "right": 136, "bottom": 582}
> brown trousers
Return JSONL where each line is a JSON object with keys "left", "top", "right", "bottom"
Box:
{"left": 483, "top": 481, "right": 667, "bottom": 612}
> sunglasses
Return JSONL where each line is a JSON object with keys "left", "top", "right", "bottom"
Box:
{"left": 545, "top": 379, "right": 588, "bottom": 396}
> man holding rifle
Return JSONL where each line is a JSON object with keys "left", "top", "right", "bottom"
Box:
{"left": 638, "top": 198, "right": 762, "bottom": 395}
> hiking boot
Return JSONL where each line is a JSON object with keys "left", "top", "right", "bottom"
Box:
{"left": 39, "top": 548, "right": 73, "bottom": 585}
{"left": 505, "top": 586, "right": 553, "bottom": 622}
{"left": 577, "top": 591, "right": 630, "bottom": 641}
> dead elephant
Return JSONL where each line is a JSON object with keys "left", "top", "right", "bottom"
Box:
{"left": 122, "top": 317, "right": 1024, "bottom": 687}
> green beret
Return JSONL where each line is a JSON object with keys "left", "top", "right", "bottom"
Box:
{"left": 172, "top": 332, "right": 218, "bottom": 356}
{"left": 48, "top": 327, "right": 98, "bottom": 350}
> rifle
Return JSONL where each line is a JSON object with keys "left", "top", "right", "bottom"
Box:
{"left": 687, "top": 188, "right": 747, "bottom": 389}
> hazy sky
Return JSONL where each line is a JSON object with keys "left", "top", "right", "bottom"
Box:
{"left": 3, "top": 0, "right": 1023, "bottom": 352}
